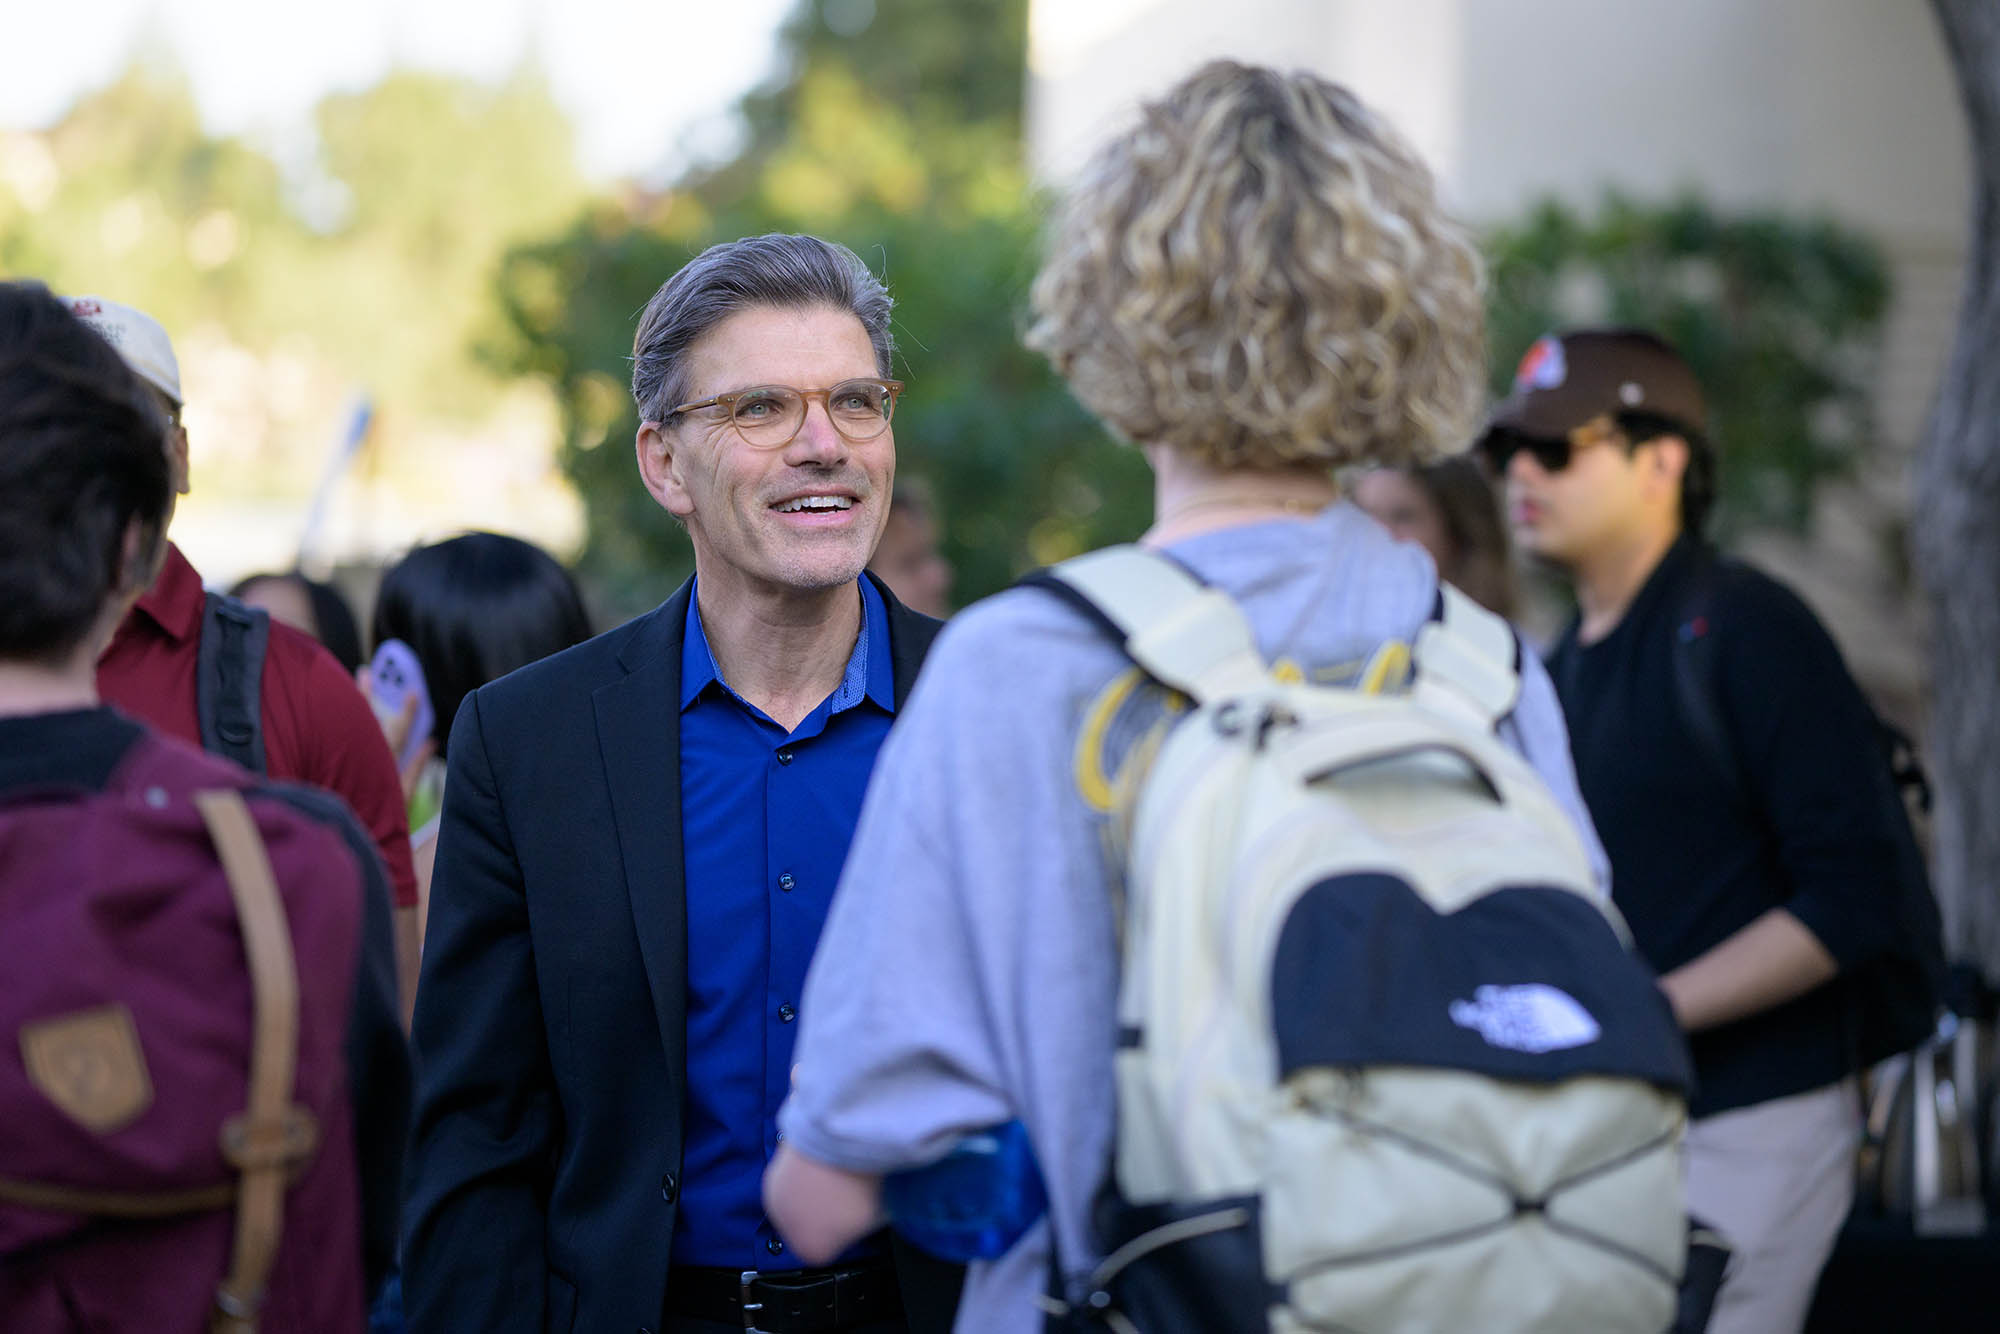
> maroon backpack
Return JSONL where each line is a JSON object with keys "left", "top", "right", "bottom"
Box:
{"left": 0, "top": 732, "right": 366, "bottom": 1334}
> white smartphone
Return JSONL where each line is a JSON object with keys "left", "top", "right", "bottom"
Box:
{"left": 366, "top": 638, "right": 435, "bottom": 770}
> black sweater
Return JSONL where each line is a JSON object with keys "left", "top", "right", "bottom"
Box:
{"left": 1549, "top": 537, "right": 1903, "bottom": 1117}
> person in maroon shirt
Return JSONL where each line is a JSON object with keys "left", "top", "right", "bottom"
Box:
{"left": 71, "top": 295, "right": 422, "bottom": 1010}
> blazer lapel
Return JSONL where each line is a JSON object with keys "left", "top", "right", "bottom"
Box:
{"left": 868, "top": 571, "right": 945, "bottom": 708}
{"left": 592, "top": 581, "right": 694, "bottom": 1094}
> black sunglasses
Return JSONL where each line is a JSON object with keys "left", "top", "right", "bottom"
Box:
{"left": 1482, "top": 418, "right": 1624, "bottom": 475}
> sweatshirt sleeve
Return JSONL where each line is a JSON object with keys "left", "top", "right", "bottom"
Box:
{"left": 1714, "top": 575, "right": 1903, "bottom": 969}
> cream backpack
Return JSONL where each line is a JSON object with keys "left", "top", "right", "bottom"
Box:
{"left": 1031, "top": 546, "right": 1693, "bottom": 1334}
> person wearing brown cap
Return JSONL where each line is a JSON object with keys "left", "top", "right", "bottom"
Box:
{"left": 68, "top": 296, "right": 424, "bottom": 1014}
{"left": 1483, "top": 328, "right": 1922, "bottom": 1334}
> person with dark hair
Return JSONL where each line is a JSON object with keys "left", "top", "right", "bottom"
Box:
{"left": 231, "top": 571, "right": 366, "bottom": 675}
{"left": 400, "top": 235, "right": 956, "bottom": 1334}
{"left": 0, "top": 281, "right": 407, "bottom": 1330}
{"left": 1484, "top": 327, "right": 1905, "bottom": 1334}
{"left": 70, "top": 297, "right": 422, "bottom": 1007}
{"left": 0, "top": 286, "right": 170, "bottom": 665}
{"left": 364, "top": 532, "right": 593, "bottom": 932}
{"left": 372, "top": 532, "right": 593, "bottom": 761}
{"left": 1353, "top": 454, "right": 1518, "bottom": 618}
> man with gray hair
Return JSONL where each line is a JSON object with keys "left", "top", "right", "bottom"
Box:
{"left": 401, "top": 234, "right": 956, "bottom": 1334}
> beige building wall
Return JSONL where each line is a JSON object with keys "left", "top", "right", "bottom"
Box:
{"left": 1028, "top": 0, "right": 1972, "bottom": 716}
{"left": 1031, "top": 1, "right": 1966, "bottom": 249}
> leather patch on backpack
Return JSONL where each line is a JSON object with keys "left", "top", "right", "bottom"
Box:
{"left": 21, "top": 1004, "right": 155, "bottom": 1134}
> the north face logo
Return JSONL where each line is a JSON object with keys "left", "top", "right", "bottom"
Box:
{"left": 1449, "top": 983, "right": 1601, "bottom": 1053}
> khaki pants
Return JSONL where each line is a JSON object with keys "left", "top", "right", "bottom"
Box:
{"left": 1685, "top": 1080, "right": 1860, "bottom": 1334}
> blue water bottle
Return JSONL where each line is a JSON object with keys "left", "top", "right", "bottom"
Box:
{"left": 882, "top": 1119, "right": 1049, "bottom": 1261}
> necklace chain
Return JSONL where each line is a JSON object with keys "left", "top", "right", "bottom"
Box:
{"left": 1153, "top": 492, "right": 1333, "bottom": 527}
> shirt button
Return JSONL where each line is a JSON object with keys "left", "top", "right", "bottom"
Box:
{"left": 776, "top": 749, "right": 794, "bottom": 765}
{"left": 778, "top": 873, "right": 796, "bottom": 892}
{"left": 778, "top": 1003, "right": 797, "bottom": 1024}
{"left": 766, "top": 1236, "right": 786, "bottom": 1257}
{"left": 660, "top": 1172, "right": 678, "bottom": 1203}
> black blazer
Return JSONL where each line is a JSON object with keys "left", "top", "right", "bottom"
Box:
{"left": 402, "top": 574, "right": 958, "bottom": 1334}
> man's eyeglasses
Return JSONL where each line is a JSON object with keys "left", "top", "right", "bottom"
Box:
{"left": 666, "top": 378, "right": 904, "bottom": 449}
{"left": 1482, "top": 415, "right": 1623, "bottom": 475}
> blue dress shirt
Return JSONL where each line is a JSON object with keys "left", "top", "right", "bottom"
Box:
{"left": 671, "top": 577, "right": 896, "bottom": 1269}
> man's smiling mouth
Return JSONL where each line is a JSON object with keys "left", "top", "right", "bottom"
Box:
{"left": 774, "top": 495, "right": 855, "bottom": 514}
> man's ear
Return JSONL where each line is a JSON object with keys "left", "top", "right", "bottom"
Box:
{"left": 636, "top": 420, "right": 694, "bottom": 519}
{"left": 115, "top": 518, "right": 167, "bottom": 599}
{"left": 168, "top": 423, "right": 190, "bottom": 496}
{"left": 1645, "top": 434, "right": 1689, "bottom": 500}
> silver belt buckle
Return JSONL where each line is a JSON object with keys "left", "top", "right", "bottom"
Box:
{"left": 739, "top": 1269, "right": 765, "bottom": 1333}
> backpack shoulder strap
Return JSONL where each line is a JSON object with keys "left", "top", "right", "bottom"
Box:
{"left": 1411, "top": 583, "right": 1523, "bottom": 732}
{"left": 197, "top": 593, "right": 271, "bottom": 776}
{"left": 194, "top": 789, "right": 318, "bottom": 1334}
{"left": 1023, "top": 545, "right": 1271, "bottom": 704}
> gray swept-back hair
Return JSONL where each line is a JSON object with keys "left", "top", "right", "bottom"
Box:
{"left": 630, "top": 233, "right": 894, "bottom": 424}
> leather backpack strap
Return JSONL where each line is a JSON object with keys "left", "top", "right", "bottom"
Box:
{"left": 193, "top": 790, "right": 318, "bottom": 1334}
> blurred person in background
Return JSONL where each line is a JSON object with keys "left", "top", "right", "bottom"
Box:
{"left": 868, "top": 477, "right": 953, "bottom": 618}
{"left": 364, "top": 531, "right": 593, "bottom": 943}
{"left": 70, "top": 296, "right": 423, "bottom": 1009}
{"left": 232, "top": 569, "right": 367, "bottom": 675}
{"left": 1486, "top": 327, "right": 1914, "bottom": 1334}
{"left": 0, "top": 279, "right": 408, "bottom": 1334}
{"left": 399, "top": 233, "right": 959, "bottom": 1334}
{"left": 1352, "top": 454, "right": 1518, "bottom": 619}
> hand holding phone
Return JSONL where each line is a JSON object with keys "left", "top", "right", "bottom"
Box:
{"left": 366, "top": 639, "right": 436, "bottom": 772}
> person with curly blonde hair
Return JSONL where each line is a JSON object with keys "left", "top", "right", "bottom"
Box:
{"left": 1027, "top": 62, "right": 1485, "bottom": 479}
{"left": 766, "top": 62, "right": 1607, "bottom": 1332}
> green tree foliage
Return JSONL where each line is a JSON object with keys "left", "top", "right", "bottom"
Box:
{"left": 310, "top": 69, "right": 587, "bottom": 417}
{"left": 0, "top": 66, "right": 297, "bottom": 335}
{"left": 1486, "top": 193, "right": 1891, "bottom": 534}
{"left": 712, "top": 0, "right": 1030, "bottom": 215}
{"left": 0, "top": 60, "right": 590, "bottom": 466}
{"left": 490, "top": 0, "right": 1144, "bottom": 615}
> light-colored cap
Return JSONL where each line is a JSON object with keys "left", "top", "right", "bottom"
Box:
{"left": 65, "top": 295, "right": 182, "bottom": 406}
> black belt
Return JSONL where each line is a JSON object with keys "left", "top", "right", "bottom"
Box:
{"left": 666, "top": 1263, "right": 903, "bottom": 1332}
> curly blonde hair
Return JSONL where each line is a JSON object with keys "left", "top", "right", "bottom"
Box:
{"left": 1026, "top": 62, "right": 1486, "bottom": 470}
